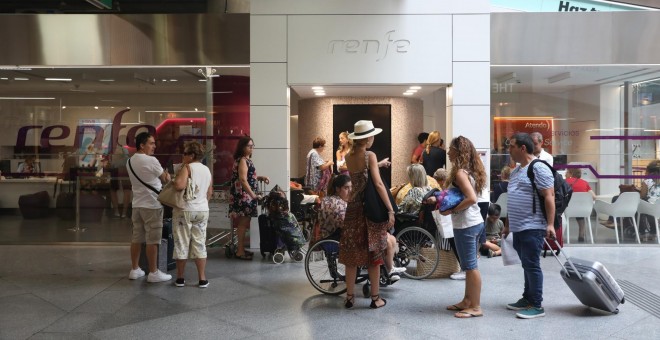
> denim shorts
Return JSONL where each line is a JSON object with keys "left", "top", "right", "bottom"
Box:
{"left": 453, "top": 222, "right": 485, "bottom": 271}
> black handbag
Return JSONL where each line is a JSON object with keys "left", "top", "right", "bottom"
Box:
{"left": 363, "top": 173, "right": 398, "bottom": 223}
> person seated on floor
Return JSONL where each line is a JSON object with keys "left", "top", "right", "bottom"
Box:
{"left": 480, "top": 204, "right": 502, "bottom": 258}
{"left": 391, "top": 164, "right": 433, "bottom": 214}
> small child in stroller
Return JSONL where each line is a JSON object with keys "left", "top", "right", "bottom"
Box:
{"left": 265, "top": 191, "right": 307, "bottom": 263}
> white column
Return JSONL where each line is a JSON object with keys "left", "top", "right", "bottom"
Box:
{"left": 250, "top": 14, "right": 290, "bottom": 249}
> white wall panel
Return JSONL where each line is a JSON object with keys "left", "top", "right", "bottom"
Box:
{"left": 451, "top": 105, "right": 490, "bottom": 149}
{"left": 451, "top": 62, "right": 490, "bottom": 106}
{"left": 250, "top": 106, "right": 289, "bottom": 148}
{"left": 250, "top": 63, "right": 288, "bottom": 106}
{"left": 250, "top": 148, "right": 290, "bottom": 192}
{"left": 250, "top": 15, "right": 288, "bottom": 63}
{"left": 288, "top": 15, "right": 452, "bottom": 85}
{"left": 253, "top": 0, "right": 490, "bottom": 15}
{"left": 453, "top": 14, "right": 490, "bottom": 62}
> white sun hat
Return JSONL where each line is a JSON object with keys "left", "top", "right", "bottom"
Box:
{"left": 348, "top": 120, "right": 383, "bottom": 140}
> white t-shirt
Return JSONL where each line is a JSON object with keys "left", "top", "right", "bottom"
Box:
{"left": 180, "top": 162, "right": 212, "bottom": 212}
{"left": 128, "top": 153, "right": 164, "bottom": 209}
{"left": 537, "top": 149, "right": 553, "bottom": 166}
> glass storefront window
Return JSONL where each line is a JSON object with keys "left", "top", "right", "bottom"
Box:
{"left": 491, "top": 65, "right": 660, "bottom": 244}
{"left": 0, "top": 66, "right": 249, "bottom": 244}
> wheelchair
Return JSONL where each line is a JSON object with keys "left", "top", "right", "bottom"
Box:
{"left": 304, "top": 206, "right": 441, "bottom": 296}
{"left": 304, "top": 231, "right": 399, "bottom": 297}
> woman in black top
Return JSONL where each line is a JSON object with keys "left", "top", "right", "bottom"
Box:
{"left": 421, "top": 131, "right": 446, "bottom": 176}
{"left": 490, "top": 166, "right": 511, "bottom": 202}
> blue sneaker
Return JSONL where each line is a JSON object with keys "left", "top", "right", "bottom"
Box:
{"left": 506, "top": 298, "right": 530, "bottom": 310}
{"left": 516, "top": 307, "right": 545, "bottom": 319}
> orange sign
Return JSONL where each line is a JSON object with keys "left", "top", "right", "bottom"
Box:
{"left": 493, "top": 117, "right": 554, "bottom": 154}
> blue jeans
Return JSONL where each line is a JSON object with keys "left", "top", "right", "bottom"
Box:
{"left": 512, "top": 229, "right": 546, "bottom": 308}
{"left": 453, "top": 222, "right": 485, "bottom": 271}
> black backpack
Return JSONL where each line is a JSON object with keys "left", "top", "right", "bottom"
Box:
{"left": 527, "top": 159, "right": 573, "bottom": 223}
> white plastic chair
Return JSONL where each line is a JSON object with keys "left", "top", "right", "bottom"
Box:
{"left": 494, "top": 193, "right": 508, "bottom": 218}
{"left": 594, "top": 192, "right": 641, "bottom": 244}
{"left": 636, "top": 200, "right": 660, "bottom": 244}
{"left": 563, "top": 192, "right": 595, "bottom": 244}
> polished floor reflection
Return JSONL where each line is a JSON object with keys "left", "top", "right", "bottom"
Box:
{"left": 1, "top": 245, "right": 659, "bottom": 339}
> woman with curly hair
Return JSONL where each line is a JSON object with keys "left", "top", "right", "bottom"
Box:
{"left": 428, "top": 135, "right": 486, "bottom": 318}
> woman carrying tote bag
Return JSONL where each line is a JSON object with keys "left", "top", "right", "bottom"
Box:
{"left": 171, "top": 142, "right": 213, "bottom": 288}
{"left": 339, "top": 120, "right": 394, "bottom": 309}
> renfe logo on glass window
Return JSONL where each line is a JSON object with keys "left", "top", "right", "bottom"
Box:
{"left": 327, "top": 30, "right": 410, "bottom": 62}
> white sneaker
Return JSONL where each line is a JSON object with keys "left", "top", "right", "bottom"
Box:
{"left": 147, "top": 270, "right": 172, "bottom": 283}
{"left": 128, "top": 268, "right": 145, "bottom": 280}
{"left": 390, "top": 275, "right": 400, "bottom": 282}
{"left": 390, "top": 267, "right": 407, "bottom": 274}
{"left": 450, "top": 271, "right": 466, "bottom": 280}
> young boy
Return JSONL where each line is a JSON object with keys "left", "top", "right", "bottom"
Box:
{"left": 480, "top": 204, "right": 503, "bottom": 257}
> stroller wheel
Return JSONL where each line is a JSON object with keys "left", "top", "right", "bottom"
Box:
{"left": 225, "top": 246, "right": 234, "bottom": 259}
{"left": 292, "top": 250, "right": 304, "bottom": 262}
{"left": 273, "top": 252, "right": 285, "bottom": 264}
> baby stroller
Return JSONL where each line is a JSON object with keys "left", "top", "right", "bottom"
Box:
{"left": 263, "top": 190, "right": 307, "bottom": 264}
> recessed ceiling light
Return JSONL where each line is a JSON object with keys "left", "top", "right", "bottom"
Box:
{"left": 99, "top": 79, "right": 115, "bottom": 82}
{"left": 45, "top": 78, "right": 72, "bottom": 82}
{"left": 410, "top": 86, "right": 421, "bottom": 90}
{"left": 313, "top": 90, "right": 325, "bottom": 93}
{"left": 198, "top": 79, "right": 207, "bottom": 82}
{"left": 14, "top": 77, "right": 29, "bottom": 81}
{"left": 62, "top": 106, "right": 66, "bottom": 109}
{"left": 170, "top": 79, "right": 178, "bottom": 82}
{"left": 1, "top": 77, "right": 8, "bottom": 80}
{"left": 0, "top": 97, "right": 55, "bottom": 100}
{"left": 403, "top": 92, "right": 414, "bottom": 96}
{"left": 311, "top": 86, "right": 324, "bottom": 90}
{"left": 405, "top": 90, "right": 417, "bottom": 93}
{"left": 314, "top": 92, "right": 325, "bottom": 96}
{"left": 94, "top": 106, "right": 99, "bottom": 109}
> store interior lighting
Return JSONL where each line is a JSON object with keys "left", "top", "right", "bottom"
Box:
{"left": 548, "top": 72, "right": 572, "bottom": 84}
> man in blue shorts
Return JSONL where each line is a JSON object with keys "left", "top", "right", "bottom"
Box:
{"left": 502, "top": 132, "right": 556, "bottom": 319}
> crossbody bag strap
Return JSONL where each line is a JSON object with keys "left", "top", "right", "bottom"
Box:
{"left": 128, "top": 158, "right": 160, "bottom": 194}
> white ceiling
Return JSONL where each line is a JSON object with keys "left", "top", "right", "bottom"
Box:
{"left": 291, "top": 84, "right": 446, "bottom": 99}
{"left": 0, "top": 66, "right": 250, "bottom": 95}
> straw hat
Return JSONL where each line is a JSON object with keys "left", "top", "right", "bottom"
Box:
{"left": 348, "top": 120, "right": 382, "bottom": 140}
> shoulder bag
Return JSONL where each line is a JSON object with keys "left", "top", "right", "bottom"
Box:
{"left": 158, "top": 164, "right": 197, "bottom": 209}
{"left": 363, "top": 152, "right": 398, "bottom": 223}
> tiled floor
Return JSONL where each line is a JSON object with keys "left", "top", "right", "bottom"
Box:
{"left": 1, "top": 244, "right": 659, "bottom": 340}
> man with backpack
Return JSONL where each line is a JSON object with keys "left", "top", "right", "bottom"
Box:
{"left": 502, "top": 132, "right": 556, "bottom": 319}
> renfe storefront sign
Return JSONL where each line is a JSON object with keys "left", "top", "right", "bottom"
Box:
{"left": 492, "top": 0, "right": 655, "bottom": 12}
{"left": 287, "top": 15, "right": 452, "bottom": 84}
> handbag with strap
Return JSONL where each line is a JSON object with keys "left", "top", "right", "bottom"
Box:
{"left": 158, "top": 164, "right": 198, "bottom": 209}
{"left": 363, "top": 153, "right": 398, "bottom": 223}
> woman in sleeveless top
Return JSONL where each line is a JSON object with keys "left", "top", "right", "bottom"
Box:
{"left": 229, "top": 136, "right": 270, "bottom": 260}
{"left": 336, "top": 131, "right": 351, "bottom": 175}
{"left": 429, "top": 136, "right": 486, "bottom": 318}
{"left": 339, "top": 120, "right": 393, "bottom": 309}
{"left": 172, "top": 142, "right": 213, "bottom": 287}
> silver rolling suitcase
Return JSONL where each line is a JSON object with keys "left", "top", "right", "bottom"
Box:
{"left": 546, "top": 239, "right": 625, "bottom": 314}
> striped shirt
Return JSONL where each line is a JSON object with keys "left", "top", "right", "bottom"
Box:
{"left": 507, "top": 162, "right": 554, "bottom": 232}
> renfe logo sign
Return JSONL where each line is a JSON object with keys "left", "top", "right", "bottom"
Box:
{"left": 327, "top": 30, "right": 410, "bottom": 62}
{"left": 15, "top": 109, "right": 155, "bottom": 152}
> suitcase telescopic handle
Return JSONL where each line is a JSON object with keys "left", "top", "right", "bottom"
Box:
{"left": 543, "top": 238, "right": 583, "bottom": 281}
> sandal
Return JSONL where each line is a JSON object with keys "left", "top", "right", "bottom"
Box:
{"left": 235, "top": 253, "right": 253, "bottom": 260}
{"left": 446, "top": 304, "right": 465, "bottom": 311}
{"left": 369, "top": 295, "right": 387, "bottom": 309}
{"left": 455, "top": 309, "right": 483, "bottom": 318}
{"left": 344, "top": 294, "right": 355, "bottom": 309}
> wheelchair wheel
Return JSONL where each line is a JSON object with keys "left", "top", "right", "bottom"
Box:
{"left": 396, "top": 226, "right": 439, "bottom": 280}
{"left": 225, "top": 245, "right": 234, "bottom": 259}
{"left": 291, "top": 250, "right": 304, "bottom": 262}
{"left": 304, "top": 239, "right": 347, "bottom": 295}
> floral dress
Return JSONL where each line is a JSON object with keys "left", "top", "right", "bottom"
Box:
{"left": 229, "top": 157, "right": 258, "bottom": 217}
{"left": 338, "top": 151, "right": 389, "bottom": 267}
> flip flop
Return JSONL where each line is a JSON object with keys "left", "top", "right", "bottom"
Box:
{"left": 446, "top": 305, "right": 464, "bottom": 311}
{"left": 454, "top": 311, "right": 483, "bottom": 319}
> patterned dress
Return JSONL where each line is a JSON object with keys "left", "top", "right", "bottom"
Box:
{"left": 339, "top": 151, "right": 388, "bottom": 267}
{"left": 318, "top": 195, "right": 347, "bottom": 239}
{"left": 229, "top": 157, "right": 259, "bottom": 217}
